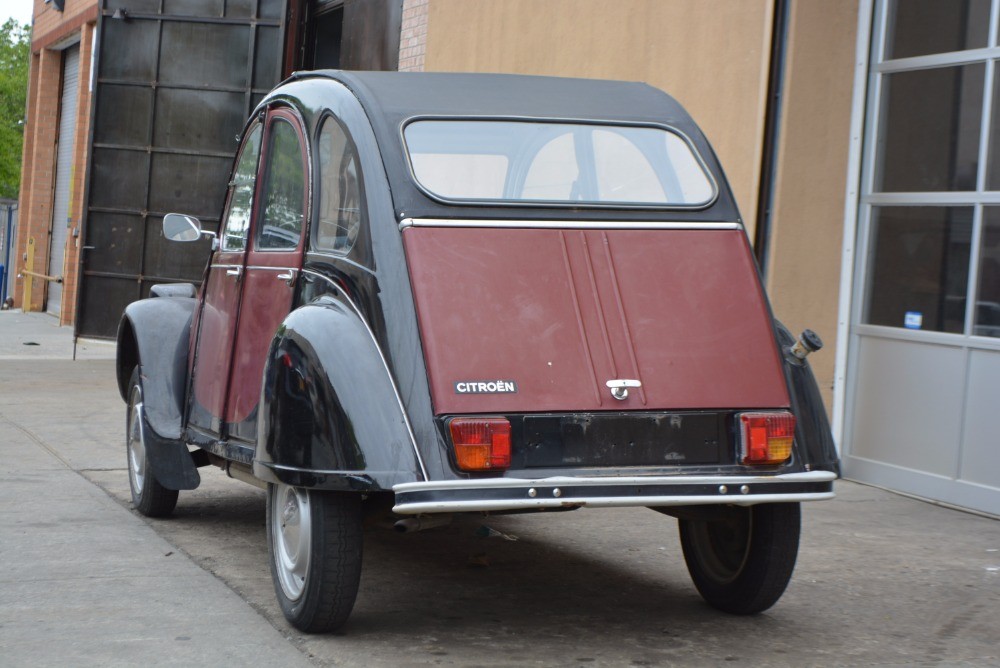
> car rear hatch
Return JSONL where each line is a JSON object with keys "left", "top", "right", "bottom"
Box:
{"left": 403, "top": 223, "right": 789, "bottom": 424}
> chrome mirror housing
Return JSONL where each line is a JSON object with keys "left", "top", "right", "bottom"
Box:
{"left": 163, "top": 213, "right": 217, "bottom": 250}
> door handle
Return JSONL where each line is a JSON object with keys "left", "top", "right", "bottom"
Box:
{"left": 606, "top": 379, "right": 641, "bottom": 401}
{"left": 226, "top": 266, "right": 243, "bottom": 279}
{"left": 276, "top": 269, "right": 297, "bottom": 286}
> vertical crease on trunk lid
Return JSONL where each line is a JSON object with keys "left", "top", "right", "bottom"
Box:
{"left": 600, "top": 231, "right": 648, "bottom": 406}
{"left": 579, "top": 231, "right": 619, "bottom": 379}
{"left": 560, "top": 231, "right": 604, "bottom": 406}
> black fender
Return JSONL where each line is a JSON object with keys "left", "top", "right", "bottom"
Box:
{"left": 253, "top": 296, "right": 423, "bottom": 492}
{"left": 774, "top": 321, "right": 841, "bottom": 476}
{"left": 149, "top": 283, "right": 196, "bottom": 299}
{"left": 116, "top": 296, "right": 200, "bottom": 490}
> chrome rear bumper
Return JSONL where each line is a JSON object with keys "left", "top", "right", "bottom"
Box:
{"left": 392, "top": 470, "right": 836, "bottom": 514}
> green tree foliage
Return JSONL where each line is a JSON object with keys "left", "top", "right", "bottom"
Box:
{"left": 0, "top": 19, "right": 31, "bottom": 200}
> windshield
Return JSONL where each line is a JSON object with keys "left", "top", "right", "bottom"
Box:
{"left": 403, "top": 120, "right": 715, "bottom": 207}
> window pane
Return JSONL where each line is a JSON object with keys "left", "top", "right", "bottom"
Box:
{"left": 522, "top": 132, "right": 578, "bottom": 200}
{"left": 877, "top": 65, "right": 984, "bottom": 192}
{"left": 984, "top": 73, "right": 1000, "bottom": 189}
{"left": 221, "top": 123, "right": 261, "bottom": 252}
{"left": 258, "top": 120, "right": 305, "bottom": 251}
{"left": 594, "top": 129, "right": 665, "bottom": 202}
{"left": 884, "top": 0, "right": 989, "bottom": 60}
{"left": 410, "top": 153, "right": 509, "bottom": 199}
{"left": 975, "top": 208, "right": 1000, "bottom": 336}
{"left": 865, "top": 206, "right": 972, "bottom": 333}
{"left": 403, "top": 120, "right": 714, "bottom": 207}
{"left": 316, "top": 117, "right": 364, "bottom": 254}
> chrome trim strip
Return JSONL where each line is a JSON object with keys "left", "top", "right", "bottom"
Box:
{"left": 301, "top": 269, "right": 429, "bottom": 480}
{"left": 209, "top": 263, "right": 242, "bottom": 269}
{"left": 245, "top": 265, "right": 297, "bottom": 271}
{"left": 399, "top": 218, "right": 743, "bottom": 231}
{"left": 259, "top": 462, "right": 371, "bottom": 477}
{"left": 304, "top": 252, "right": 377, "bottom": 277}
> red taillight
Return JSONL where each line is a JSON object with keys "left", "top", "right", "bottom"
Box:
{"left": 739, "top": 412, "right": 795, "bottom": 465}
{"left": 450, "top": 418, "right": 511, "bottom": 471}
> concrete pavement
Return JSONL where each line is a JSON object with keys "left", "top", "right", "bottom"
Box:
{"left": 0, "top": 309, "right": 115, "bottom": 360}
{"left": 1, "top": 310, "right": 1000, "bottom": 666}
{"left": 0, "top": 312, "right": 310, "bottom": 667}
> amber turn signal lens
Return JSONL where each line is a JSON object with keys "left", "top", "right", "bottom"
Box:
{"left": 450, "top": 417, "right": 511, "bottom": 471}
{"left": 739, "top": 412, "right": 795, "bottom": 465}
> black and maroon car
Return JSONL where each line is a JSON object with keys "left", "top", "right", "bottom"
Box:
{"left": 116, "top": 71, "right": 839, "bottom": 633}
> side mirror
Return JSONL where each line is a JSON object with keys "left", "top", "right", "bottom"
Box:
{"left": 163, "top": 213, "right": 218, "bottom": 250}
{"left": 163, "top": 213, "right": 202, "bottom": 242}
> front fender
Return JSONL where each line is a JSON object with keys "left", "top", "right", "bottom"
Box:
{"left": 116, "top": 296, "right": 200, "bottom": 490}
{"left": 116, "top": 297, "right": 195, "bottom": 439}
{"left": 253, "top": 297, "right": 422, "bottom": 491}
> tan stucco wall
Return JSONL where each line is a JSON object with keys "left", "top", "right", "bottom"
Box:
{"left": 422, "top": 0, "right": 774, "bottom": 237}
{"left": 764, "top": 1, "right": 859, "bottom": 409}
{"left": 420, "top": 0, "right": 858, "bottom": 412}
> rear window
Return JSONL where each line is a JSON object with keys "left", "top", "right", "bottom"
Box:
{"left": 403, "top": 120, "right": 715, "bottom": 207}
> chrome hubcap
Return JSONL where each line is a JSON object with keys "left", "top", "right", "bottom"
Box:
{"left": 127, "top": 387, "right": 145, "bottom": 495}
{"left": 272, "top": 484, "right": 311, "bottom": 601}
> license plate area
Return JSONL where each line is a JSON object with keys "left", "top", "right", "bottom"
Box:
{"left": 512, "top": 412, "right": 728, "bottom": 468}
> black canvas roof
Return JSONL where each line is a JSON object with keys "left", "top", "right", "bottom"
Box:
{"left": 287, "top": 70, "right": 740, "bottom": 222}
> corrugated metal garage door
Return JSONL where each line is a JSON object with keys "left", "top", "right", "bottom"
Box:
{"left": 76, "top": 0, "right": 287, "bottom": 338}
{"left": 47, "top": 44, "right": 80, "bottom": 317}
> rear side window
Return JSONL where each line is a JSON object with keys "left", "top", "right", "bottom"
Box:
{"left": 404, "top": 120, "right": 715, "bottom": 207}
{"left": 316, "top": 116, "right": 364, "bottom": 254}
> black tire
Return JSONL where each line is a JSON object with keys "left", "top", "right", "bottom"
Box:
{"left": 126, "top": 368, "right": 179, "bottom": 518}
{"left": 267, "top": 483, "right": 363, "bottom": 633}
{"left": 679, "top": 502, "right": 800, "bottom": 614}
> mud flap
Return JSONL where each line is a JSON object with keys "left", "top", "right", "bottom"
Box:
{"left": 139, "top": 405, "right": 201, "bottom": 490}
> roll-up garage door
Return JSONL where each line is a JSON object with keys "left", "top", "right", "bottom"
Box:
{"left": 47, "top": 44, "right": 80, "bottom": 317}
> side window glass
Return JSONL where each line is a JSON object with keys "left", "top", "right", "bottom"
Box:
{"left": 316, "top": 116, "right": 364, "bottom": 254}
{"left": 257, "top": 119, "right": 305, "bottom": 251}
{"left": 220, "top": 123, "right": 262, "bottom": 252}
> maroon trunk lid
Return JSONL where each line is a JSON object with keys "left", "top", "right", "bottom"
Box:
{"left": 402, "top": 225, "right": 789, "bottom": 415}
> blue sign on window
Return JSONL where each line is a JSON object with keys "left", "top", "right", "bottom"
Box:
{"left": 904, "top": 311, "right": 923, "bottom": 330}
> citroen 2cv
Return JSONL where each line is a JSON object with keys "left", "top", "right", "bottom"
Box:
{"left": 115, "top": 71, "right": 839, "bottom": 633}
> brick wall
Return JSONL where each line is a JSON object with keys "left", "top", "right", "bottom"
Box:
{"left": 398, "top": 0, "right": 429, "bottom": 72}
{"left": 14, "top": 47, "right": 61, "bottom": 313}
{"left": 32, "top": 0, "right": 98, "bottom": 50}
{"left": 13, "top": 0, "right": 98, "bottom": 325}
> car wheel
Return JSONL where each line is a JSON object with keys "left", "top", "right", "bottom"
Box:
{"left": 678, "top": 502, "right": 800, "bottom": 614}
{"left": 126, "top": 368, "right": 179, "bottom": 517}
{"left": 267, "top": 483, "right": 363, "bottom": 633}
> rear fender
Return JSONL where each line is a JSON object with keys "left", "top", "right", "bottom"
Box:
{"left": 253, "top": 297, "right": 422, "bottom": 491}
{"left": 116, "top": 297, "right": 200, "bottom": 490}
{"left": 774, "top": 321, "right": 841, "bottom": 476}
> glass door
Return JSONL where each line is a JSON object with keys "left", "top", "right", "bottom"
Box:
{"left": 846, "top": 0, "right": 1000, "bottom": 515}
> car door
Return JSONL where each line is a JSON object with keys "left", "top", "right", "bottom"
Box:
{"left": 225, "top": 108, "right": 309, "bottom": 443}
{"left": 188, "top": 121, "right": 263, "bottom": 436}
